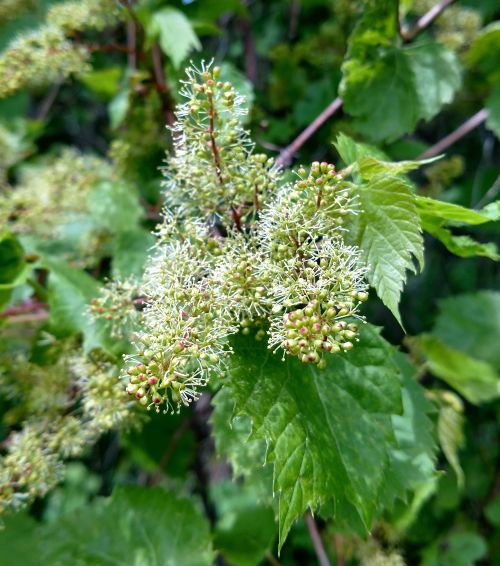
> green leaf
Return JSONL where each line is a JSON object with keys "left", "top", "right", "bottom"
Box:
{"left": 80, "top": 67, "right": 122, "bottom": 98}
{"left": 352, "top": 175, "right": 423, "bottom": 325}
{"left": 211, "top": 480, "right": 276, "bottom": 566}
{"left": 467, "top": 21, "right": 500, "bottom": 81}
{"left": 415, "top": 335, "right": 500, "bottom": 405}
{"left": 334, "top": 133, "right": 386, "bottom": 167}
{"left": 147, "top": 7, "right": 201, "bottom": 69}
{"left": 358, "top": 156, "right": 441, "bottom": 180}
{"left": 108, "top": 87, "right": 130, "bottom": 129}
{"left": 341, "top": 3, "right": 461, "bottom": 142}
{"left": 421, "top": 220, "right": 499, "bottom": 260}
{"left": 486, "top": 86, "right": 500, "bottom": 138}
{"left": 432, "top": 292, "right": 500, "bottom": 371}
{"left": 112, "top": 228, "right": 155, "bottom": 279}
{"left": 211, "top": 388, "right": 273, "bottom": 502}
{"left": 437, "top": 392, "right": 465, "bottom": 488}
{"left": 416, "top": 196, "right": 500, "bottom": 225}
{"left": 41, "top": 257, "right": 99, "bottom": 336}
{"left": 226, "top": 325, "right": 403, "bottom": 548}
{"left": 422, "top": 531, "right": 488, "bottom": 566}
{"left": 485, "top": 497, "right": 500, "bottom": 528}
{"left": 384, "top": 353, "right": 438, "bottom": 507}
{"left": 0, "top": 487, "right": 214, "bottom": 565}
{"left": 405, "top": 41, "right": 461, "bottom": 122}
{"left": 0, "top": 230, "right": 25, "bottom": 286}
{"left": 40, "top": 257, "right": 126, "bottom": 356}
{"left": 88, "top": 180, "right": 143, "bottom": 235}
{"left": 0, "top": 513, "right": 40, "bottom": 566}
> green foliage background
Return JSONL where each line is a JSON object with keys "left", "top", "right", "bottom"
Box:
{"left": 0, "top": 0, "right": 499, "bottom": 564}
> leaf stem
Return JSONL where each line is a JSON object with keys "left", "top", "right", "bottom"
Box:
{"left": 304, "top": 511, "right": 331, "bottom": 566}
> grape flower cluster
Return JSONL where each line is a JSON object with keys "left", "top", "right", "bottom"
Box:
{"left": 92, "top": 61, "right": 369, "bottom": 414}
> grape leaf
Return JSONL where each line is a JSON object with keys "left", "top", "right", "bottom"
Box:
{"left": 225, "top": 325, "right": 403, "bottom": 549}
{"left": 352, "top": 175, "right": 423, "bottom": 325}
{"left": 358, "top": 156, "right": 440, "bottom": 180}
{"left": 211, "top": 387, "right": 273, "bottom": 502}
{"left": 147, "top": 7, "right": 201, "bottom": 69}
{"left": 382, "top": 353, "right": 438, "bottom": 508}
{"left": 422, "top": 531, "right": 488, "bottom": 566}
{"left": 415, "top": 335, "right": 500, "bottom": 405}
{"left": 421, "top": 220, "right": 499, "bottom": 260}
{"left": 416, "top": 196, "right": 500, "bottom": 225}
{"left": 341, "top": 2, "right": 461, "bottom": 141}
{"left": 211, "top": 480, "right": 276, "bottom": 566}
{"left": 432, "top": 292, "right": 500, "bottom": 371}
{"left": 0, "top": 487, "right": 214, "bottom": 565}
{"left": 112, "top": 228, "right": 155, "bottom": 279}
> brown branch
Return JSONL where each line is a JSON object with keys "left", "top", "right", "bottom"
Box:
{"left": 240, "top": 16, "right": 257, "bottom": 84}
{"left": 207, "top": 92, "right": 225, "bottom": 185}
{"left": 35, "top": 80, "right": 62, "bottom": 121}
{"left": 417, "top": 108, "right": 488, "bottom": 160}
{"left": 87, "top": 42, "right": 136, "bottom": 55}
{"left": 276, "top": 97, "right": 343, "bottom": 168}
{"left": 1, "top": 300, "right": 47, "bottom": 318}
{"left": 304, "top": 511, "right": 331, "bottom": 566}
{"left": 127, "top": 19, "right": 137, "bottom": 70}
{"left": 401, "top": 0, "right": 456, "bottom": 42}
{"left": 151, "top": 43, "right": 175, "bottom": 125}
{"left": 333, "top": 534, "right": 345, "bottom": 566}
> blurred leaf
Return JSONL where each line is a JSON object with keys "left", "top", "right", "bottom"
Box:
{"left": 0, "top": 512, "right": 40, "bottom": 566}
{"left": 212, "top": 481, "right": 276, "bottom": 566}
{"left": 80, "top": 67, "right": 122, "bottom": 98}
{"left": 485, "top": 497, "right": 500, "bottom": 528}
{"left": 415, "top": 335, "right": 500, "bottom": 405}
{"left": 211, "top": 388, "right": 273, "bottom": 502}
{"left": 0, "top": 487, "right": 214, "bottom": 565}
{"left": 422, "top": 531, "right": 488, "bottom": 566}
{"left": 88, "top": 180, "right": 143, "bottom": 235}
{"left": 108, "top": 87, "right": 130, "bottom": 129}
{"left": 432, "top": 292, "right": 500, "bottom": 371}
{"left": 486, "top": 86, "right": 500, "bottom": 138}
{"left": 0, "top": 231, "right": 25, "bottom": 286}
{"left": 352, "top": 175, "right": 423, "bottom": 325}
{"left": 112, "top": 228, "right": 155, "bottom": 279}
{"left": 437, "top": 392, "right": 465, "bottom": 488}
{"left": 226, "top": 325, "right": 403, "bottom": 549}
{"left": 467, "top": 21, "right": 500, "bottom": 81}
{"left": 147, "top": 7, "right": 201, "bottom": 69}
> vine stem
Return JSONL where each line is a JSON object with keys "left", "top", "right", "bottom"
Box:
{"left": 400, "top": 0, "right": 456, "bottom": 42}
{"left": 276, "top": 97, "right": 343, "bottom": 168}
{"left": 304, "top": 511, "right": 331, "bottom": 566}
{"left": 417, "top": 108, "right": 488, "bottom": 160}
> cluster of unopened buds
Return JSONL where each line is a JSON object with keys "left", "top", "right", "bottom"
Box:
{"left": 281, "top": 292, "right": 368, "bottom": 367}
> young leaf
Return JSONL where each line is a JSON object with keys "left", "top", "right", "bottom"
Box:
{"left": 416, "top": 196, "right": 500, "bottom": 225}
{"left": 437, "top": 392, "right": 465, "bottom": 488}
{"left": 432, "top": 292, "right": 500, "bottom": 371}
{"left": 225, "top": 325, "right": 403, "bottom": 549}
{"left": 358, "top": 155, "right": 441, "bottom": 180}
{"left": 415, "top": 335, "right": 500, "bottom": 405}
{"left": 352, "top": 175, "right": 423, "bottom": 325}
{"left": 147, "top": 7, "right": 201, "bottom": 69}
